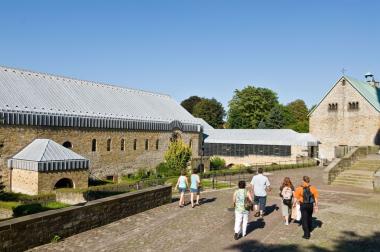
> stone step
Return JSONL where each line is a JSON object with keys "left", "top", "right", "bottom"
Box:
{"left": 333, "top": 177, "right": 373, "bottom": 184}
{"left": 331, "top": 180, "right": 374, "bottom": 189}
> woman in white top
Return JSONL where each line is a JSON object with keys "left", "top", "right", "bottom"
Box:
{"left": 175, "top": 170, "right": 189, "bottom": 208}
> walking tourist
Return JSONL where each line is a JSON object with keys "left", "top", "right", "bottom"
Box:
{"left": 279, "top": 177, "right": 295, "bottom": 225}
{"left": 250, "top": 167, "right": 271, "bottom": 217}
{"left": 233, "top": 180, "right": 252, "bottom": 240}
{"left": 190, "top": 168, "right": 201, "bottom": 208}
{"left": 294, "top": 176, "right": 319, "bottom": 239}
{"left": 175, "top": 170, "right": 189, "bottom": 208}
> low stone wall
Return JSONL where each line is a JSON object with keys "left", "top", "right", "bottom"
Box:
{"left": 323, "top": 146, "right": 367, "bottom": 184}
{"left": 0, "top": 185, "right": 172, "bottom": 252}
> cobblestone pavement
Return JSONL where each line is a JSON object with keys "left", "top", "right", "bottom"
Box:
{"left": 31, "top": 167, "right": 380, "bottom": 252}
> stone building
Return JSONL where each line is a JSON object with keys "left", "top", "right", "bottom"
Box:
{"left": 198, "top": 119, "right": 318, "bottom": 166}
{"left": 0, "top": 66, "right": 202, "bottom": 191}
{"left": 8, "top": 139, "right": 89, "bottom": 195}
{"left": 309, "top": 74, "right": 380, "bottom": 160}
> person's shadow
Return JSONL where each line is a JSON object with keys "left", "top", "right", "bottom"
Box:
{"left": 311, "top": 217, "right": 323, "bottom": 231}
{"left": 264, "top": 204, "right": 279, "bottom": 216}
{"left": 246, "top": 218, "right": 265, "bottom": 235}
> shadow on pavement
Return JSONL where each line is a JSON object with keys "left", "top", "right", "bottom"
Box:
{"left": 246, "top": 218, "right": 265, "bottom": 236}
{"left": 224, "top": 231, "right": 380, "bottom": 252}
{"left": 264, "top": 204, "right": 279, "bottom": 216}
{"left": 200, "top": 197, "right": 217, "bottom": 205}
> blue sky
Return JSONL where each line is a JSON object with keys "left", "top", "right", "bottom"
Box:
{"left": 1, "top": 0, "right": 379, "bottom": 110}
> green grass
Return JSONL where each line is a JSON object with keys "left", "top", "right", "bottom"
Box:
{"left": 0, "top": 201, "right": 21, "bottom": 210}
{"left": 201, "top": 179, "right": 231, "bottom": 189}
{"left": 44, "top": 202, "right": 69, "bottom": 209}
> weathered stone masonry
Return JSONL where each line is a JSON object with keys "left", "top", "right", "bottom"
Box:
{"left": 0, "top": 125, "right": 200, "bottom": 190}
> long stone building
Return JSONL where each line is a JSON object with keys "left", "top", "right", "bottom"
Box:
{"left": 309, "top": 73, "right": 380, "bottom": 160}
{"left": 0, "top": 66, "right": 202, "bottom": 192}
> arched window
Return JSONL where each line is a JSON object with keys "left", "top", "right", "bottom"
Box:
{"left": 189, "top": 139, "right": 192, "bottom": 148}
{"left": 63, "top": 141, "right": 72, "bottom": 149}
{"left": 156, "top": 139, "right": 159, "bottom": 150}
{"left": 121, "top": 139, "right": 125, "bottom": 151}
{"left": 145, "top": 139, "right": 149, "bottom": 150}
{"left": 134, "top": 139, "right": 137, "bottom": 150}
{"left": 107, "top": 139, "right": 111, "bottom": 151}
{"left": 91, "top": 139, "right": 97, "bottom": 152}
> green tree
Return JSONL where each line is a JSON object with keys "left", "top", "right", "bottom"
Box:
{"left": 265, "top": 105, "right": 288, "bottom": 129}
{"left": 181, "top": 96, "right": 202, "bottom": 114}
{"left": 285, "top": 99, "right": 309, "bottom": 132}
{"left": 227, "top": 86, "right": 279, "bottom": 129}
{"left": 192, "top": 98, "right": 225, "bottom": 128}
{"left": 164, "top": 139, "right": 192, "bottom": 174}
{"left": 257, "top": 120, "right": 266, "bottom": 129}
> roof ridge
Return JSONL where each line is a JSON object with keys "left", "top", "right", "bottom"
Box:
{"left": 39, "top": 139, "right": 50, "bottom": 161}
{"left": 0, "top": 65, "right": 171, "bottom": 99}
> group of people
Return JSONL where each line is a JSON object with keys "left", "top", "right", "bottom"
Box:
{"left": 174, "top": 169, "right": 201, "bottom": 208}
{"left": 233, "top": 168, "right": 319, "bottom": 240}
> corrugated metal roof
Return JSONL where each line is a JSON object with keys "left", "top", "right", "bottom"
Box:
{"left": 11, "top": 139, "right": 87, "bottom": 161}
{"left": 195, "top": 117, "right": 214, "bottom": 131}
{"left": 0, "top": 66, "right": 199, "bottom": 124}
{"left": 204, "top": 129, "right": 318, "bottom": 146}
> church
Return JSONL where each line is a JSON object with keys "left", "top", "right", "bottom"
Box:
{"left": 309, "top": 73, "right": 380, "bottom": 160}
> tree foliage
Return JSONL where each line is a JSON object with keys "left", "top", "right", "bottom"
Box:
{"left": 285, "top": 99, "right": 309, "bottom": 132}
{"left": 227, "top": 86, "right": 279, "bottom": 129}
{"left": 164, "top": 139, "right": 192, "bottom": 174}
{"left": 180, "top": 96, "right": 202, "bottom": 114}
{"left": 210, "top": 156, "right": 226, "bottom": 170}
{"left": 265, "top": 105, "right": 290, "bottom": 129}
{"left": 192, "top": 98, "right": 225, "bottom": 128}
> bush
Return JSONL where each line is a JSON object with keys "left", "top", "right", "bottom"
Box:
{"left": 210, "top": 156, "right": 226, "bottom": 170}
{"left": 164, "top": 139, "right": 192, "bottom": 175}
{"left": 156, "top": 162, "right": 179, "bottom": 177}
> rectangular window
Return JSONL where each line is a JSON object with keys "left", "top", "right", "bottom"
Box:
{"left": 134, "top": 139, "right": 137, "bottom": 150}
{"left": 91, "top": 139, "right": 97, "bottom": 152}
{"left": 107, "top": 139, "right": 111, "bottom": 151}
{"left": 156, "top": 139, "right": 159, "bottom": 150}
{"left": 145, "top": 139, "right": 149, "bottom": 150}
{"left": 121, "top": 139, "right": 125, "bottom": 151}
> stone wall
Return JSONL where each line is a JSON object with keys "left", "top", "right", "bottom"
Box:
{"left": 0, "top": 185, "right": 172, "bottom": 252}
{"left": 310, "top": 77, "right": 380, "bottom": 160}
{"left": 10, "top": 169, "right": 39, "bottom": 195}
{"left": 0, "top": 125, "right": 200, "bottom": 190}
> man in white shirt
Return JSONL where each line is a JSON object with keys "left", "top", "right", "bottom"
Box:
{"left": 250, "top": 167, "right": 271, "bottom": 217}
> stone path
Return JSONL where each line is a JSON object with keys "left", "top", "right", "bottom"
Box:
{"left": 30, "top": 167, "right": 380, "bottom": 252}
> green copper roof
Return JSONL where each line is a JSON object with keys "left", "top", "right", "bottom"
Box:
{"left": 344, "top": 76, "right": 380, "bottom": 112}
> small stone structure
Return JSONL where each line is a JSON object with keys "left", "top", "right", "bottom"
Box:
{"left": 8, "top": 139, "right": 89, "bottom": 195}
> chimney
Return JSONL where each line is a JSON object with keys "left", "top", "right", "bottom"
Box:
{"left": 365, "top": 72, "right": 380, "bottom": 88}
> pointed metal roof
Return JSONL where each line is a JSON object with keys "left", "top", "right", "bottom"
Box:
{"left": 8, "top": 139, "right": 89, "bottom": 172}
{"left": 11, "top": 139, "right": 86, "bottom": 161}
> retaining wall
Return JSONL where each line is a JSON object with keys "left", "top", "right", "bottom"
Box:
{"left": 0, "top": 185, "right": 172, "bottom": 252}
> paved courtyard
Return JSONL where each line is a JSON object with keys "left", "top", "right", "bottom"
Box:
{"left": 31, "top": 167, "right": 380, "bottom": 252}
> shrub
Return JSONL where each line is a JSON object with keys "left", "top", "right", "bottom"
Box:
{"left": 210, "top": 156, "right": 226, "bottom": 170}
{"left": 156, "top": 162, "right": 177, "bottom": 177}
{"left": 164, "top": 139, "right": 192, "bottom": 175}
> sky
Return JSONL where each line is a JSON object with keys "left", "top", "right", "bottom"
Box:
{"left": 1, "top": 0, "right": 380, "bottom": 111}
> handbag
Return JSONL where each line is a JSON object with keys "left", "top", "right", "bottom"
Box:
{"left": 244, "top": 190, "right": 253, "bottom": 211}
